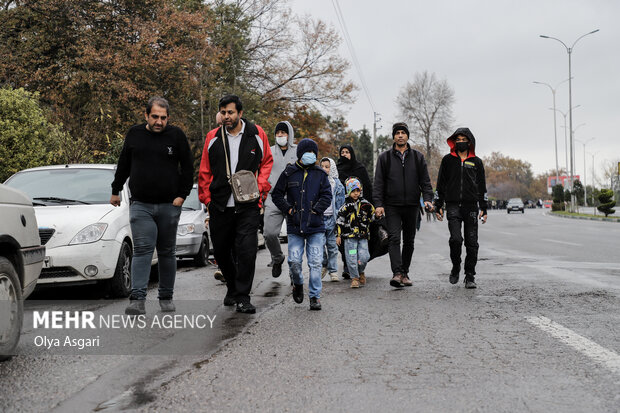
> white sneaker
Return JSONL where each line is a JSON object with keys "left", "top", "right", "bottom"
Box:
{"left": 321, "top": 267, "right": 328, "bottom": 279}
{"left": 329, "top": 272, "right": 339, "bottom": 282}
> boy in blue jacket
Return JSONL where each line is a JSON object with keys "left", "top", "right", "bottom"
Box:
{"left": 271, "top": 138, "right": 332, "bottom": 310}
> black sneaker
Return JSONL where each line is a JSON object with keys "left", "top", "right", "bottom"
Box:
{"left": 309, "top": 297, "right": 321, "bottom": 311}
{"left": 272, "top": 260, "right": 283, "bottom": 278}
{"left": 450, "top": 264, "right": 460, "bottom": 285}
{"left": 342, "top": 271, "right": 351, "bottom": 280}
{"left": 125, "top": 300, "right": 145, "bottom": 315}
{"left": 159, "top": 299, "right": 175, "bottom": 312}
{"left": 292, "top": 284, "right": 304, "bottom": 303}
{"left": 223, "top": 295, "right": 236, "bottom": 306}
{"left": 236, "top": 301, "right": 256, "bottom": 314}
{"left": 464, "top": 275, "right": 477, "bottom": 289}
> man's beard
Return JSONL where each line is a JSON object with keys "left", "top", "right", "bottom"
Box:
{"left": 226, "top": 118, "right": 239, "bottom": 130}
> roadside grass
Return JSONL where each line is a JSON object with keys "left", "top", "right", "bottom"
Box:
{"left": 551, "top": 211, "right": 620, "bottom": 221}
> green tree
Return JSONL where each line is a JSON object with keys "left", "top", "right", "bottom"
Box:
{"left": 0, "top": 87, "right": 59, "bottom": 181}
{"left": 572, "top": 180, "right": 585, "bottom": 205}
{"left": 551, "top": 184, "right": 564, "bottom": 211}
{"left": 597, "top": 189, "right": 616, "bottom": 217}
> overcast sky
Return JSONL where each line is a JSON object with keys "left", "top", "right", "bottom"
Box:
{"left": 289, "top": 0, "right": 619, "bottom": 184}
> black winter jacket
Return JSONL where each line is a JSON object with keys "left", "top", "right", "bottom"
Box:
{"left": 434, "top": 128, "right": 488, "bottom": 213}
{"left": 336, "top": 145, "right": 373, "bottom": 203}
{"left": 373, "top": 144, "right": 433, "bottom": 207}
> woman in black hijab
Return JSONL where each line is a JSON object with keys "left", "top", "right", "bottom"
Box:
{"left": 336, "top": 144, "right": 373, "bottom": 203}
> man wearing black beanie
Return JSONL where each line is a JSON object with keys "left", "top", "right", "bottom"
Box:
{"left": 373, "top": 122, "right": 433, "bottom": 288}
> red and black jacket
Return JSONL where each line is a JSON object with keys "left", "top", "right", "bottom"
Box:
{"left": 434, "top": 127, "right": 488, "bottom": 213}
{"left": 198, "top": 120, "right": 273, "bottom": 211}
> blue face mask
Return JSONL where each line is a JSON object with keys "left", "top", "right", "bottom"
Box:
{"left": 300, "top": 152, "right": 317, "bottom": 165}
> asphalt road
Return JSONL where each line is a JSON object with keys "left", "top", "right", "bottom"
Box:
{"left": 1, "top": 209, "right": 619, "bottom": 412}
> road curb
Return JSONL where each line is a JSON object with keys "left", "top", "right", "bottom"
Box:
{"left": 546, "top": 212, "right": 620, "bottom": 223}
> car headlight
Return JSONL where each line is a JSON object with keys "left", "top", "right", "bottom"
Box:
{"left": 177, "top": 223, "right": 195, "bottom": 236}
{"left": 69, "top": 223, "right": 108, "bottom": 245}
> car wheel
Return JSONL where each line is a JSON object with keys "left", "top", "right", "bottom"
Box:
{"left": 193, "top": 235, "right": 210, "bottom": 267}
{"left": 107, "top": 241, "right": 132, "bottom": 298}
{"left": 0, "top": 257, "right": 23, "bottom": 361}
{"left": 521, "top": 209, "right": 524, "bottom": 214}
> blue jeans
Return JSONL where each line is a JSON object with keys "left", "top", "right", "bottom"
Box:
{"left": 288, "top": 232, "right": 325, "bottom": 298}
{"left": 343, "top": 238, "right": 370, "bottom": 279}
{"left": 129, "top": 201, "right": 181, "bottom": 300}
{"left": 322, "top": 215, "right": 338, "bottom": 273}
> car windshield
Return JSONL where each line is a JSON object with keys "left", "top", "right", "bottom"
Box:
{"left": 4, "top": 168, "right": 116, "bottom": 205}
{"left": 183, "top": 187, "right": 202, "bottom": 210}
{"left": 508, "top": 198, "right": 522, "bottom": 203}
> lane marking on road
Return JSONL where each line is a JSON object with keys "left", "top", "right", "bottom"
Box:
{"left": 526, "top": 316, "right": 620, "bottom": 376}
{"left": 541, "top": 238, "right": 582, "bottom": 247}
{"left": 495, "top": 231, "right": 517, "bottom": 236}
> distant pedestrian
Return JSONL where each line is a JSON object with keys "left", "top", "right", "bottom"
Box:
{"left": 198, "top": 95, "right": 273, "bottom": 314}
{"left": 263, "top": 121, "right": 297, "bottom": 278}
{"left": 336, "top": 144, "right": 373, "bottom": 279}
{"left": 373, "top": 122, "right": 433, "bottom": 288}
{"left": 320, "top": 157, "right": 345, "bottom": 282}
{"left": 111, "top": 97, "right": 194, "bottom": 315}
{"left": 271, "top": 138, "right": 332, "bottom": 310}
{"left": 434, "top": 127, "right": 488, "bottom": 289}
{"left": 336, "top": 177, "right": 374, "bottom": 288}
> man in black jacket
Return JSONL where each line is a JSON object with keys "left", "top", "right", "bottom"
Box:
{"left": 434, "top": 127, "right": 488, "bottom": 289}
{"left": 374, "top": 122, "right": 433, "bottom": 288}
{"left": 111, "top": 97, "right": 194, "bottom": 315}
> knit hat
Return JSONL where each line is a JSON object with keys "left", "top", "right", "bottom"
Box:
{"left": 345, "top": 177, "right": 362, "bottom": 196}
{"left": 274, "top": 122, "right": 289, "bottom": 135}
{"left": 392, "top": 122, "right": 409, "bottom": 138}
{"left": 296, "top": 138, "right": 319, "bottom": 159}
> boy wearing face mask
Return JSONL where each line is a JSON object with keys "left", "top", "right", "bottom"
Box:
{"left": 434, "top": 128, "right": 488, "bottom": 289}
{"left": 271, "top": 138, "right": 332, "bottom": 310}
{"left": 264, "top": 121, "right": 298, "bottom": 278}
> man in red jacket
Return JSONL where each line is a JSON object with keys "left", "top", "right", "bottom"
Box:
{"left": 198, "top": 95, "right": 273, "bottom": 314}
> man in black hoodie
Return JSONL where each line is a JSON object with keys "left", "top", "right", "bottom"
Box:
{"left": 434, "top": 127, "right": 488, "bottom": 289}
{"left": 374, "top": 122, "right": 433, "bottom": 288}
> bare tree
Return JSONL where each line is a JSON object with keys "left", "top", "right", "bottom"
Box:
{"left": 397, "top": 71, "right": 454, "bottom": 165}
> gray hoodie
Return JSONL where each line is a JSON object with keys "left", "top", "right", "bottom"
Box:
{"left": 268, "top": 121, "right": 298, "bottom": 192}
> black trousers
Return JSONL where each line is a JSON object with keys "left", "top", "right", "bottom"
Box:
{"left": 385, "top": 205, "right": 419, "bottom": 276}
{"left": 446, "top": 203, "right": 479, "bottom": 275}
{"left": 209, "top": 205, "right": 260, "bottom": 303}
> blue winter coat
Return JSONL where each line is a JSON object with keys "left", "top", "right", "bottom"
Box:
{"left": 272, "top": 162, "right": 332, "bottom": 235}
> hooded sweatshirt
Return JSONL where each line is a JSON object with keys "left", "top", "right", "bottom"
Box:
{"left": 434, "top": 127, "right": 488, "bottom": 212}
{"left": 268, "top": 121, "right": 297, "bottom": 193}
{"left": 336, "top": 144, "right": 373, "bottom": 203}
{"left": 321, "top": 157, "right": 345, "bottom": 216}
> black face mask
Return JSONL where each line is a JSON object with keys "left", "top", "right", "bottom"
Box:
{"left": 455, "top": 142, "right": 469, "bottom": 153}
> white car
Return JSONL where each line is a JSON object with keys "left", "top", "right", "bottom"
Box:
{"left": 176, "top": 185, "right": 211, "bottom": 266}
{"left": 0, "top": 184, "right": 45, "bottom": 360}
{"left": 4, "top": 164, "right": 154, "bottom": 297}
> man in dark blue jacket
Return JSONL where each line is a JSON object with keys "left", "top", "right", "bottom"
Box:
{"left": 373, "top": 122, "right": 434, "bottom": 288}
{"left": 271, "top": 138, "right": 332, "bottom": 310}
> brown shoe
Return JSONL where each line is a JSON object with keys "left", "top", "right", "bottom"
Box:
{"left": 390, "top": 273, "right": 403, "bottom": 288}
{"left": 351, "top": 278, "right": 360, "bottom": 288}
{"left": 359, "top": 272, "right": 366, "bottom": 286}
{"left": 401, "top": 275, "right": 412, "bottom": 287}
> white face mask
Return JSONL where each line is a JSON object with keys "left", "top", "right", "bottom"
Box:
{"left": 276, "top": 136, "right": 288, "bottom": 147}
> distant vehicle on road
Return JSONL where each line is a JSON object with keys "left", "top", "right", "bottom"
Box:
{"left": 507, "top": 198, "right": 525, "bottom": 214}
{"left": 0, "top": 185, "right": 45, "bottom": 360}
{"left": 4, "top": 164, "right": 157, "bottom": 297}
{"left": 543, "top": 200, "right": 552, "bottom": 208}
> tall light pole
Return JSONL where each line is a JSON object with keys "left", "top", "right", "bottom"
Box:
{"left": 576, "top": 137, "right": 595, "bottom": 194}
{"left": 534, "top": 78, "right": 569, "bottom": 185}
{"left": 587, "top": 151, "right": 599, "bottom": 211}
{"left": 551, "top": 105, "right": 580, "bottom": 181}
{"left": 540, "top": 29, "right": 599, "bottom": 211}
{"left": 372, "top": 112, "right": 381, "bottom": 174}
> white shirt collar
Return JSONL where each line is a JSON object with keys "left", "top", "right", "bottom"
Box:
{"left": 225, "top": 119, "right": 245, "bottom": 138}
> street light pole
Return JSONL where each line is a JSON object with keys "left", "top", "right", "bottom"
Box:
{"left": 552, "top": 105, "right": 580, "bottom": 182}
{"left": 534, "top": 79, "right": 569, "bottom": 185}
{"left": 540, "top": 29, "right": 599, "bottom": 211}
{"left": 576, "top": 137, "right": 595, "bottom": 197}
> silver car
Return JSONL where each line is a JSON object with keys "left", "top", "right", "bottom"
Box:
{"left": 176, "top": 185, "right": 210, "bottom": 266}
